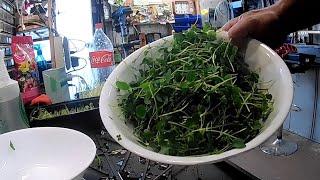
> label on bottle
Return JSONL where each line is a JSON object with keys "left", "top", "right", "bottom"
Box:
{"left": 89, "top": 50, "right": 113, "bottom": 68}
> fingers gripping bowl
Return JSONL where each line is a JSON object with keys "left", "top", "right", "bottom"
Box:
{"left": 99, "top": 34, "right": 293, "bottom": 165}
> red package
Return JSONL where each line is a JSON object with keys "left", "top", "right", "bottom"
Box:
{"left": 275, "top": 43, "right": 297, "bottom": 59}
{"left": 11, "top": 36, "right": 40, "bottom": 104}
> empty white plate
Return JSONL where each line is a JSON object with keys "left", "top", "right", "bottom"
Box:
{"left": 0, "top": 127, "right": 96, "bottom": 180}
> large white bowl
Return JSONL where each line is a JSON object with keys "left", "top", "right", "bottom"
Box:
{"left": 99, "top": 36, "right": 293, "bottom": 165}
{"left": 0, "top": 127, "right": 96, "bottom": 180}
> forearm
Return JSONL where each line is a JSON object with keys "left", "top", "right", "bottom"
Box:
{"left": 270, "top": 0, "right": 320, "bottom": 34}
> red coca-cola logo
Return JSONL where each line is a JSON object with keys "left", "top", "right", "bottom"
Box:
{"left": 90, "top": 50, "right": 114, "bottom": 68}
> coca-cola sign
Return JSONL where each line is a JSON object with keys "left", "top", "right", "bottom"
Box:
{"left": 90, "top": 50, "right": 114, "bottom": 68}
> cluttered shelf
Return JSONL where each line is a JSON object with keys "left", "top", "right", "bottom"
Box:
{"left": 132, "top": 21, "right": 175, "bottom": 26}
{"left": 1, "top": 0, "right": 15, "bottom": 14}
{"left": 298, "top": 30, "right": 320, "bottom": 35}
{"left": 14, "top": 0, "right": 56, "bottom": 42}
{"left": 17, "top": 26, "right": 50, "bottom": 42}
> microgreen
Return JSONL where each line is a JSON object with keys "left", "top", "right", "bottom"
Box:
{"left": 116, "top": 81, "right": 131, "bottom": 91}
{"left": 115, "top": 25, "right": 273, "bottom": 156}
{"left": 10, "top": 141, "right": 15, "bottom": 151}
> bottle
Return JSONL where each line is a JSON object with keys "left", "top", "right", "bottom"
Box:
{"left": 0, "top": 50, "right": 29, "bottom": 134}
{"left": 89, "top": 23, "right": 115, "bottom": 87}
{"left": 35, "top": 44, "right": 47, "bottom": 83}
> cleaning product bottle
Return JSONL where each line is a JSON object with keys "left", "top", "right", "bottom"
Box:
{"left": 0, "top": 50, "right": 29, "bottom": 134}
{"left": 34, "top": 44, "right": 47, "bottom": 83}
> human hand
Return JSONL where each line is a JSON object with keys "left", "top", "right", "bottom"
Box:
{"left": 222, "top": 7, "right": 287, "bottom": 48}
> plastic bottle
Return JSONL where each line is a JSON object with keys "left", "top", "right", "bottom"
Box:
{"left": 89, "top": 23, "right": 115, "bottom": 86}
{"left": 0, "top": 51, "right": 29, "bottom": 134}
{"left": 35, "top": 44, "right": 48, "bottom": 83}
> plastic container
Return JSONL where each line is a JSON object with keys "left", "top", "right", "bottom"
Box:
{"left": 89, "top": 23, "right": 115, "bottom": 86}
{"left": 173, "top": 15, "right": 202, "bottom": 32}
{"left": 34, "top": 44, "right": 48, "bottom": 83}
{"left": 11, "top": 36, "right": 40, "bottom": 104}
{"left": 29, "top": 97, "right": 101, "bottom": 135}
{"left": 0, "top": 50, "right": 29, "bottom": 134}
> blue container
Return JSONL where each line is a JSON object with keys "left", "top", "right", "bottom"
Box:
{"left": 173, "top": 14, "right": 202, "bottom": 32}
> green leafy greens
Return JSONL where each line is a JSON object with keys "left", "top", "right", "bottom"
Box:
{"left": 10, "top": 141, "right": 15, "bottom": 151}
{"left": 116, "top": 25, "right": 273, "bottom": 156}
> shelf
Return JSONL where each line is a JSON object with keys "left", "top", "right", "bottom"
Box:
{"left": 1, "top": 0, "right": 14, "bottom": 14}
{"left": 17, "top": 26, "right": 48, "bottom": 33}
{"left": 17, "top": 26, "right": 50, "bottom": 42}
{"left": 133, "top": 22, "right": 170, "bottom": 26}
{"left": 298, "top": 30, "right": 320, "bottom": 35}
{"left": 0, "top": 43, "right": 9, "bottom": 48}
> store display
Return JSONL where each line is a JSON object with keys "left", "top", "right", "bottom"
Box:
{"left": 11, "top": 36, "right": 40, "bottom": 104}
{"left": 130, "top": 4, "right": 174, "bottom": 24}
{"left": 89, "top": 23, "right": 115, "bottom": 88}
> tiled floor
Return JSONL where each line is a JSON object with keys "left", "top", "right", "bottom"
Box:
{"left": 229, "top": 130, "right": 320, "bottom": 180}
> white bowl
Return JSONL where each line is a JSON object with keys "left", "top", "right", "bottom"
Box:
{"left": 0, "top": 127, "right": 96, "bottom": 180}
{"left": 99, "top": 36, "right": 293, "bottom": 165}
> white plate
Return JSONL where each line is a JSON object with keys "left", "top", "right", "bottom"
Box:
{"left": 99, "top": 36, "right": 293, "bottom": 165}
{"left": 0, "top": 127, "right": 96, "bottom": 180}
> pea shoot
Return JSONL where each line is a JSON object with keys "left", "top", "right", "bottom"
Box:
{"left": 116, "top": 25, "right": 273, "bottom": 156}
{"left": 10, "top": 141, "right": 15, "bottom": 151}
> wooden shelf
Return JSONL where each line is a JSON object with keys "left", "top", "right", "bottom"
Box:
{"left": 17, "top": 26, "right": 50, "bottom": 42}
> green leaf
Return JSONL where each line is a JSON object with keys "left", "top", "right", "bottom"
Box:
{"left": 140, "top": 82, "right": 150, "bottom": 90}
{"left": 142, "top": 129, "right": 153, "bottom": 141}
{"left": 159, "top": 145, "right": 170, "bottom": 155}
{"left": 203, "top": 23, "right": 212, "bottom": 33}
{"left": 116, "top": 81, "right": 131, "bottom": 90}
{"left": 266, "top": 94, "right": 272, "bottom": 100}
{"left": 180, "top": 82, "right": 189, "bottom": 91}
{"left": 10, "top": 141, "right": 15, "bottom": 151}
{"left": 139, "top": 82, "right": 155, "bottom": 96}
{"left": 199, "top": 128, "right": 206, "bottom": 136}
{"left": 232, "top": 139, "right": 246, "bottom": 149}
{"left": 144, "top": 96, "right": 151, "bottom": 105}
{"left": 252, "top": 121, "right": 262, "bottom": 130}
{"left": 173, "top": 33, "right": 184, "bottom": 43}
{"left": 164, "top": 70, "right": 172, "bottom": 83}
{"left": 186, "top": 72, "right": 196, "bottom": 82}
{"left": 136, "top": 104, "right": 147, "bottom": 118}
{"left": 156, "top": 119, "right": 166, "bottom": 131}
